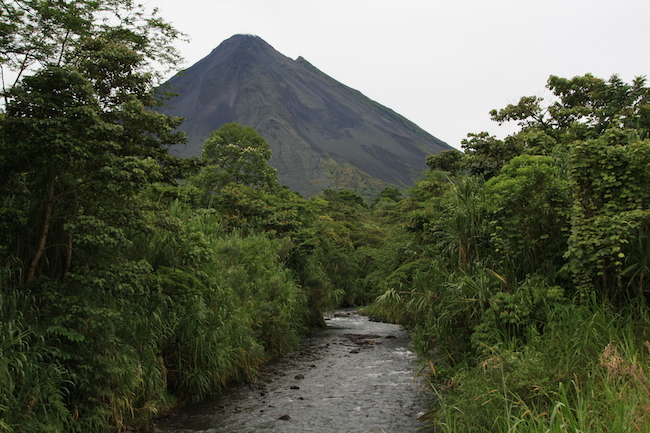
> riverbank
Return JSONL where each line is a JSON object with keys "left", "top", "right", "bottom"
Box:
{"left": 154, "top": 311, "right": 429, "bottom": 433}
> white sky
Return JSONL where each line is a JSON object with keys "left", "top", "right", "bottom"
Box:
{"left": 149, "top": 0, "right": 650, "bottom": 150}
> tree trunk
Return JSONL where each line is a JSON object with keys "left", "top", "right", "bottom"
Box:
{"left": 62, "top": 232, "right": 73, "bottom": 281}
{"left": 25, "top": 173, "right": 56, "bottom": 285}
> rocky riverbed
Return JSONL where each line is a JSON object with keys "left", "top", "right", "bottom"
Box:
{"left": 154, "top": 310, "right": 430, "bottom": 433}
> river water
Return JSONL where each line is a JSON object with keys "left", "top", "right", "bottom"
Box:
{"left": 154, "top": 310, "right": 431, "bottom": 433}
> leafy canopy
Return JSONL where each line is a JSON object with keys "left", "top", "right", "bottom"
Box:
{"left": 0, "top": 0, "right": 185, "bottom": 94}
{"left": 0, "top": 0, "right": 186, "bottom": 285}
{"left": 194, "top": 122, "right": 279, "bottom": 192}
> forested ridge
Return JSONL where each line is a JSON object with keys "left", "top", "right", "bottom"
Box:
{"left": 1, "top": 2, "right": 650, "bottom": 432}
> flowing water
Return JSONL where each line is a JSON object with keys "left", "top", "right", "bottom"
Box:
{"left": 154, "top": 310, "right": 430, "bottom": 433}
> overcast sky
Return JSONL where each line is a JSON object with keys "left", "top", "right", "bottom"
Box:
{"left": 150, "top": 0, "right": 650, "bottom": 150}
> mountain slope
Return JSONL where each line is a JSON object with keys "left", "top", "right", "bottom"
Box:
{"left": 158, "top": 34, "right": 452, "bottom": 197}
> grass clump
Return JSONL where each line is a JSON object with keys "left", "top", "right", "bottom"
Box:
{"left": 422, "top": 301, "right": 650, "bottom": 432}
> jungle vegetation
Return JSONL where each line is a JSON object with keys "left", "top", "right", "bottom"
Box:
{"left": 1, "top": 1, "right": 650, "bottom": 432}
{"left": 366, "top": 72, "right": 650, "bottom": 432}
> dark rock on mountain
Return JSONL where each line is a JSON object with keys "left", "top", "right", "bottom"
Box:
{"left": 158, "top": 34, "right": 452, "bottom": 197}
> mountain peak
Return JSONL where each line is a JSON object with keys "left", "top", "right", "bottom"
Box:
{"left": 159, "top": 35, "right": 451, "bottom": 197}
{"left": 219, "top": 33, "right": 269, "bottom": 49}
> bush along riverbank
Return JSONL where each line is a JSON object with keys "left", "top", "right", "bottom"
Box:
{"left": 0, "top": 108, "right": 387, "bottom": 431}
{"left": 0, "top": 184, "right": 386, "bottom": 432}
{"left": 0, "top": 28, "right": 384, "bottom": 429}
{"left": 0, "top": 5, "right": 387, "bottom": 426}
{"left": 0, "top": 82, "right": 388, "bottom": 430}
{"left": 364, "top": 74, "right": 650, "bottom": 432}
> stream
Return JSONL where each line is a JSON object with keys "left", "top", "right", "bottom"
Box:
{"left": 153, "top": 310, "right": 430, "bottom": 433}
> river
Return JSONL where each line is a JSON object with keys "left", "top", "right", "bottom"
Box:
{"left": 153, "top": 310, "right": 430, "bottom": 433}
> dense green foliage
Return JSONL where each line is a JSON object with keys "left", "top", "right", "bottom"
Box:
{"left": 0, "top": 2, "right": 385, "bottom": 431}
{"left": 193, "top": 122, "right": 279, "bottom": 192}
{"left": 2, "top": 4, "right": 650, "bottom": 432}
{"left": 366, "top": 73, "right": 650, "bottom": 432}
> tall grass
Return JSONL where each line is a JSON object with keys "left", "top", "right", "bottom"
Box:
{"left": 0, "top": 290, "right": 71, "bottom": 432}
{"left": 0, "top": 196, "right": 323, "bottom": 432}
{"left": 204, "top": 232, "right": 308, "bottom": 357}
{"left": 127, "top": 202, "right": 310, "bottom": 405}
{"left": 425, "top": 301, "right": 650, "bottom": 432}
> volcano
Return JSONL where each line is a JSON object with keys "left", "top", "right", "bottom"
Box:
{"left": 158, "top": 34, "right": 451, "bottom": 197}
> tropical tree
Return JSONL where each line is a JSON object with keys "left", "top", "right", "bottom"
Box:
{"left": 0, "top": 0, "right": 183, "bottom": 96}
{"left": 425, "top": 148, "right": 465, "bottom": 174}
{"left": 460, "top": 132, "right": 522, "bottom": 179}
{"left": 1, "top": 57, "right": 184, "bottom": 288}
{"left": 490, "top": 74, "right": 650, "bottom": 142}
{"left": 484, "top": 154, "right": 572, "bottom": 279}
{"left": 0, "top": 2, "right": 188, "bottom": 430}
{"left": 565, "top": 130, "right": 650, "bottom": 303}
{"left": 486, "top": 74, "right": 650, "bottom": 302}
{"left": 194, "top": 122, "right": 279, "bottom": 193}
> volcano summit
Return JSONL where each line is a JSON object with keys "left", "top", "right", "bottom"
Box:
{"left": 158, "top": 34, "right": 451, "bottom": 197}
